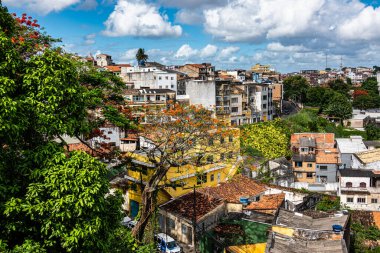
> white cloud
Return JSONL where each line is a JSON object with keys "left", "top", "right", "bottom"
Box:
{"left": 219, "top": 46, "right": 240, "bottom": 59}
{"left": 3, "top": 0, "right": 81, "bottom": 14}
{"left": 76, "top": 0, "right": 98, "bottom": 10}
{"left": 175, "top": 9, "right": 204, "bottom": 24}
{"left": 120, "top": 48, "right": 138, "bottom": 61}
{"left": 199, "top": 44, "right": 218, "bottom": 58}
{"left": 102, "top": 0, "right": 182, "bottom": 37}
{"left": 174, "top": 44, "right": 198, "bottom": 58}
{"left": 83, "top": 33, "right": 96, "bottom": 45}
{"left": 338, "top": 6, "right": 380, "bottom": 40}
{"left": 159, "top": 0, "right": 227, "bottom": 9}
{"left": 267, "top": 42, "right": 307, "bottom": 52}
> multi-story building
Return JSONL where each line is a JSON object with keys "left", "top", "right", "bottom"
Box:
{"left": 179, "top": 63, "right": 215, "bottom": 81}
{"left": 96, "top": 53, "right": 114, "bottom": 67}
{"left": 119, "top": 129, "right": 240, "bottom": 218}
{"left": 247, "top": 82, "right": 274, "bottom": 121}
{"left": 123, "top": 88, "right": 176, "bottom": 123}
{"left": 335, "top": 136, "right": 368, "bottom": 169}
{"left": 120, "top": 66, "right": 178, "bottom": 92}
{"left": 251, "top": 63, "right": 271, "bottom": 74}
{"left": 291, "top": 133, "right": 340, "bottom": 184}
{"left": 269, "top": 82, "right": 283, "bottom": 115}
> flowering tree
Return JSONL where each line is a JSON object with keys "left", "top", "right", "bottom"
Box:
{"left": 131, "top": 103, "right": 238, "bottom": 241}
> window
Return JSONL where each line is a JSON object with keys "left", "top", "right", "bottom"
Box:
{"left": 306, "top": 172, "right": 313, "bottom": 178}
{"left": 300, "top": 148, "right": 308, "bottom": 152}
{"left": 217, "top": 173, "right": 221, "bottom": 183}
{"left": 346, "top": 182, "right": 352, "bottom": 188}
{"left": 171, "top": 77, "right": 174, "bottom": 80}
{"left": 196, "top": 173, "right": 207, "bottom": 184}
{"left": 231, "top": 107, "right": 238, "bottom": 113}
{"left": 159, "top": 76, "right": 162, "bottom": 80}
{"left": 347, "top": 197, "right": 354, "bottom": 203}
{"left": 263, "top": 95, "right": 267, "bottom": 100}
{"left": 231, "top": 97, "right": 238, "bottom": 103}
{"left": 229, "top": 135, "right": 233, "bottom": 142}
{"left": 371, "top": 198, "right": 378, "bottom": 204}
{"left": 181, "top": 224, "right": 188, "bottom": 234}
{"left": 307, "top": 163, "right": 313, "bottom": 168}
{"left": 357, "top": 198, "right": 366, "bottom": 203}
{"left": 295, "top": 162, "right": 303, "bottom": 167}
{"left": 171, "top": 85, "right": 174, "bottom": 89}
{"left": 263, "top": 104, "right": 267, "bottom": 109}
{"left": 166, "top": 217, "right": 175, "bottom": 230}
{"left": 319, "top": 176, "right": 327, "bottom": 183}
{"left": 296, "top": 172, "right": 303, "bottom": 178}
{"left": 360, "top": 182, "right": 366, "bottom": 188}
{"left": 156, "top": 95, "right": 161, "bottom": 100}
{"left": 208, "top": 138, "right": 214, "bottom": 145}
{"left": 165, "top": 76, "right": 168, "bottom": 80}
{"left": 320, "top": 165, "right": 328, "bottom": 170}
{"left": 210, "top": 174, "right": 215, "bottom": 182}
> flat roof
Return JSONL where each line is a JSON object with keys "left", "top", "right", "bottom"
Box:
{"left": 354, "top": 149, "right": 380, "bottom": 164}
{"left": 336, "top": 137, "right": 367, "bottom": 154}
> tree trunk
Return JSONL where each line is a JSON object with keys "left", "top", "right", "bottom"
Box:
{"left": 132, "top": 165, "right": 169, "bottom": 241}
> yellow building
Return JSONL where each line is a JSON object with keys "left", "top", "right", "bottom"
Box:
{"left": 122, "top": 130, "right": 240, "bottom": 217}
{"left": 251, "top": 63, "right": 271, "bottom": 74}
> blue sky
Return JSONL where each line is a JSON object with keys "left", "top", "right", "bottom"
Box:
{"left": 3, "top": 0, "right": 380, "bottom": 72}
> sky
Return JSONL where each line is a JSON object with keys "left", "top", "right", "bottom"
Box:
{"left": 3, "top": 0, "right": 380, "bottom": 72}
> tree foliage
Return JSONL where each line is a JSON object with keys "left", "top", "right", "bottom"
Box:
{"left": 131, "top": 103, "right": 236, "bottom": 241}
{"left": 0, "top": 5, "right": 143, "bottom": 252}
{"left": 327, "top": 79, "right": 350, "bottom": 96}
{"left": 323, "top": 93, "right": 352, "bottom": 121}
{"left": 283, "top": 75, "right": 309, "bottom": 102}
{"left": 241, "top": 119, "right": 290, "bottom": 160}
{"left": 365, "top": 123, "right": 380, "bottom": 141}
{"left": 135, "top": 48, "right": 148, "bottom": 66}
{"left": 361, "top": 77, "right": 379, "bottom": 95}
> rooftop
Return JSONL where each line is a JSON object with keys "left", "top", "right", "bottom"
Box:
{"left": 159, "top": 191, "right": 224, "bottom": 222}
{"left": 291, "top": 133, "right": 335, "bottom": 146}
{"left": 336, "top": 136, "right": 367, "bottom": 154}
{"left": 245, "top": 194, "right": 285, "bottom": 214}
{"left": 338, "top": 169, "right": 374, "bottom": 178}
{"left": 354, "top": 148, "right": 380, "bottom": 164}
{"left": 276, "top": 209, "right": 349, "bottom": 231}
{"left": 267, "top": 233, "right": 348, "bottom": 253}
{"left": 198, "top": 174, "right": 266, "bottom": 203}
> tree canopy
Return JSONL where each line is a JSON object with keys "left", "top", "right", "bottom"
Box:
{"left": 283, "top": 75, "right": 309, "bottom": 103}
{"left": 0, "top": 5, "right": 147, "bottom": 252}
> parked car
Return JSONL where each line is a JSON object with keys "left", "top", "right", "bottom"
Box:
{"left": 154, "top": 233, "right": 182, "bottom": 253}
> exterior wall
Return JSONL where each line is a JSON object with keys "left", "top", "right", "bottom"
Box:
{"left": 340, "top": 192, "right": 380, "bottom": 211}
{"left": 377, "top": 72, "right": 380, "bottom": 93}
{"left": 264, "top": 188, "right": 307, "bottom": 206}
{"left": 91, "top": 127, "right": 122, "bottom": 147}
{"left": 226, "top": 203, "right": 243, "bottom": 213}
{"left": 293, "top": 161, "right": 316, "bottom": 183}
{"left": 352, "top": 156, "right": 380, "bottom": 170}
{"left": 155, "top": 72, "right": 177, "bottom": 92}
{"left": 230, "top": 94, "right": 242, "bottom": 117}
{"left": 185, "top": 80, "right": 216, "bottom": 110}
{"left": 159, "top": 202, "right": 227, "bottom": 246}
{"left": 340, "top": 153, "right": 352, "bottom": 169}
{"left": 315, "top": 163, "right": 337, "bottom": 183}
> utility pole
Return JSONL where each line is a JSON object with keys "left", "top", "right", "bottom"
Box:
{"left": 192, "top": 185, "right": 197, "bottom": 253}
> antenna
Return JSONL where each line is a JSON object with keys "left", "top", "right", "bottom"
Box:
{"left": 340, "top": 56, "right": 343, "bottom": 70}
{"left": 325, "top": 52, "right": 328, "bottom": 70}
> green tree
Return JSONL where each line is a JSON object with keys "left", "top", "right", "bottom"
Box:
{"left": 365, "top": 123, "right": 380, "bottom": 141}
{"left": 353, "top": 95, "right": 376, "bottom": 110}
{"left": 361, "top": 77, "right": 379, "bottom": 94}
{"left": 323, "top": 93, "right": 352, "bottom": 123}
{"left": 135, "top": 48, "right": 148, "bottom": 66}
{"left": 283, "top": 75, "right": 310, "bottom": 103}
{"left": 327, "top": 79, "right": 350, "bottom": 96}
{"left": 0, "top": 5, "right": 144, "bottom": 252}
{"left": 241, "top": 119, "right": 291, "bottom": 160}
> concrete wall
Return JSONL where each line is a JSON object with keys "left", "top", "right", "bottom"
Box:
{"left": 315, "top": 163, "right": 337, "bottom": 183}
{"left": 340, "top": 192, "right": 380, "bottom": 211}
{"left": 264, "top": 188, "right": 307, "bottom": 207}
{"left": 185, "top": 80, "right": 216, "bottom": 110}
{"left": 226, "top": 203, "right": 243, "bottom": 213}
{"left": 340, "top": 153, "right": 352, "bottom": 169}
{"left": 352, "top": 156, "right": 380, "bottom": 170}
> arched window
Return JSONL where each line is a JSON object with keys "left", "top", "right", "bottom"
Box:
{"left": 346, "top": 182, "right": 352, "bottom": 188}
{"left": 360, "top": 182, "right": 366, "bottom": 188}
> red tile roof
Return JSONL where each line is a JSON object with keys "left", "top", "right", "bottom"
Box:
{"left": 245, "top": 193, "right": 285, "bottom": 214}
{"left": 199, "top": 174, "right": 266, "bottom": 203}
{"left": 160, "top": 191, "right": 224, "bottom": 221}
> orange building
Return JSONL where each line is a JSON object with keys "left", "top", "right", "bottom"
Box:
{"left": 291, "top": 133, "right": 340, "bottom": 184}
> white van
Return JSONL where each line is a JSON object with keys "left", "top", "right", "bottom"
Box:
{"left": 154, "top": 233, "right": 182, "bottom": 253}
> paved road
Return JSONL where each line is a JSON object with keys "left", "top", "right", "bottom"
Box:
{"left": 281, "top": 100, "right": 299, "bottom": 118}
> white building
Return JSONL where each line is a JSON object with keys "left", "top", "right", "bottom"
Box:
{"left": 120, "top": 66, "right": 177, "bottom": 93}
{"left": 336, "top": 136, "right": 367, "bottom": 169}
{"left": 338, "top": 149, "right": 380, "bottom": 211}
{"left": 96, "top": 54, "right": 113, "bottom": 67}
{"left": 248, "top": 83, "right": 274, "bottom": 121}
{"left": 183, "top": 80, "right": 216, "bottom": 110}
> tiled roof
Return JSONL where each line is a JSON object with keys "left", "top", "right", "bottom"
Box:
{"left": 245, "top": 194, "right": 285, "bottom": 214}
{"left": 354, "top": 149, "right": 380, "bottom": 164}
{"left": 160, "top": 191, "right": 224, "bottom": 221}
{"left": 291, "top": 133, "right": 335, "bottom": 146}
{"left": 316, "top": 151, "right": 340, "bottom": 164}
{"left": 198, "top": 174, "right": 266, "bottom": 203}
{"left": 104, "top": 65, "right": 131, "bottom": 72}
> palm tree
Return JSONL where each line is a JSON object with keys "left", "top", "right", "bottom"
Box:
{"left": 135, "top": 48, "right": 148, "bottom": 66}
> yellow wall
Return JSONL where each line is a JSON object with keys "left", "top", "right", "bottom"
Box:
{"left": 226, "top": 243, "right": 267, "bottom": 253}
{"left": 272, "top": 226, "right": 294, "bottom": 237}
